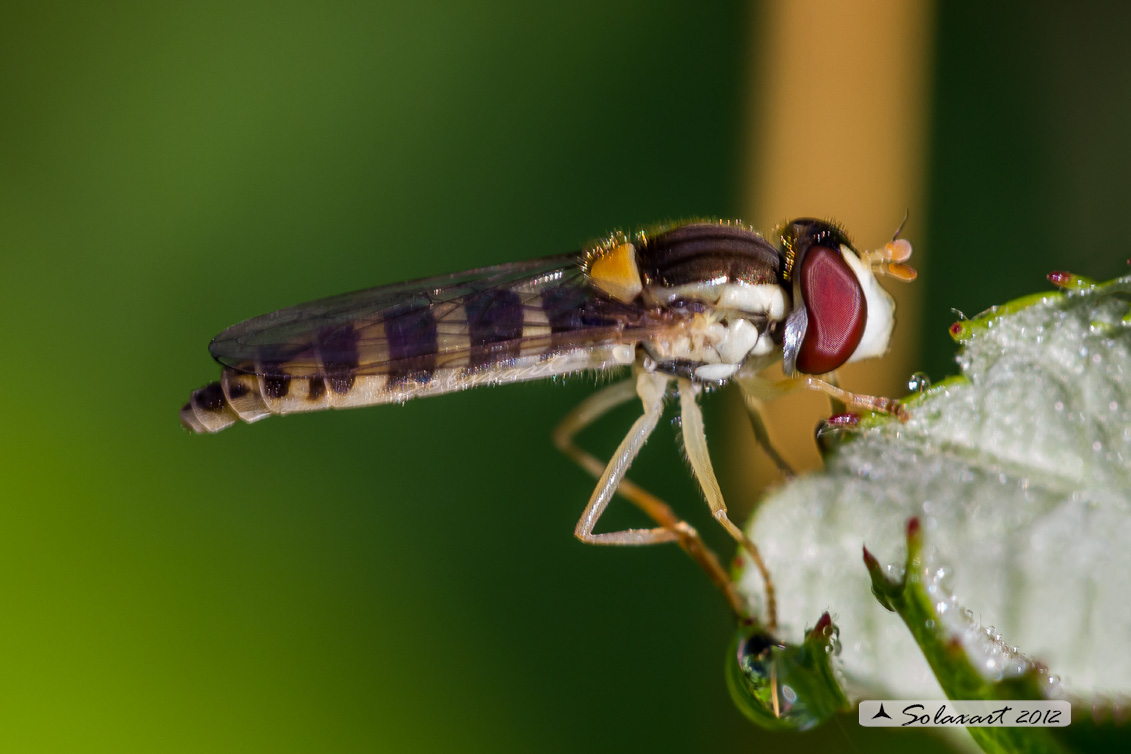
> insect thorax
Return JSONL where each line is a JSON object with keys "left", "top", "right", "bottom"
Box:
{"left": 641, "top": 303, "right": 783, "bottom": 382}
{"left": 584, "top": 220, "right": 791, "bottom": 383}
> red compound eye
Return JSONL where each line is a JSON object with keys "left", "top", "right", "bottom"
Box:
{"left": 795, "top": 245, "right": 867, "bottom": 374}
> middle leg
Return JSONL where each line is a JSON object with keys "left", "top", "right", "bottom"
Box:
{"left": 678, "top": 378, "right": 778, "bottom": 630}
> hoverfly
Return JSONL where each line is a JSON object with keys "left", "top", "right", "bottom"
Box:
{"left": 181, "top": 218, "right": 915, "bottom": 627}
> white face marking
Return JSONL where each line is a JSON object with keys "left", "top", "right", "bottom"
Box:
{"left": 716, "top": 282, "right": 787, "bottom": 320}
{"left": 840, "top": 246, "right": 895, "bottom": 364}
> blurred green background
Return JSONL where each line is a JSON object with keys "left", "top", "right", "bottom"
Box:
{"left": 1, "top": 2, "right": 1129, "bottom": 752}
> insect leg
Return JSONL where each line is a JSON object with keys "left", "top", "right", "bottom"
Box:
{"left": 678, "top": 378, "right": 777, "bottom": 630}
{"left": 735, "top": 371, "right": 903, "bottom": 418}
{"left": 552, "top": 378, "right": 640, "bottom": 483}
{"left": 802, "top": 375, "right": 906, "bottom": 419}
{"left": 733, "top": 375, "right": 797, "bottom": 477}
{"left": 561, "top": 372, "right": 675, "bottom": 544}
{"left": 554, "top": 373, "right": 745, "bottom": 615}
{"left": 818, "top": 370, "right": 847, "bottom": 415}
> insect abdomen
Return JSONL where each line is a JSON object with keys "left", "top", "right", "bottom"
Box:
{"left": 181, "top": 343, "right": 638, "bottom": 434}
{"left": 179, "top": 366, "right": 453, "bottom": 434}
{"left": 181, "top": 369, "right": 278, "bottom": 434}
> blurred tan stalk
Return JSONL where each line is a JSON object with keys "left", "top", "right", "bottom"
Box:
{"left": 731, "top": 0, "right": 934, "bottom": 502}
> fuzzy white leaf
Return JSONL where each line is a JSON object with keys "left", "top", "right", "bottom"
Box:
{"left": 737, "top": 276, "right": 1131, "bottom": 701}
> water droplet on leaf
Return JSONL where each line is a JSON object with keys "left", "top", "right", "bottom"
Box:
{"left": 907, "top": 371, "right": 931, "bottom": 393}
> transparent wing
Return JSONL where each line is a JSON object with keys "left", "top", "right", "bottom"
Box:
{"left": 209, "top": 253, "right": 679, "bottom": 377}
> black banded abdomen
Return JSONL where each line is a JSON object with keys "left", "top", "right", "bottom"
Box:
{"left": 465, "top": 289, "right": 524, "bottom": 368}
{"left": 180, "top": 341, "right": 638, "bottom": 434}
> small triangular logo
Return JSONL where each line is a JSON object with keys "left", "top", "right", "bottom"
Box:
{"left": 871, "top": 703, "right": 892, "bottom": 720}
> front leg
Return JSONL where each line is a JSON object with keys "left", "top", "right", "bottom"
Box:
{"left": 801, "top": 375, "right": 906, "bottom": 419}
{"left": 553, "top": 372, "right": 744, "bottom": 615}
